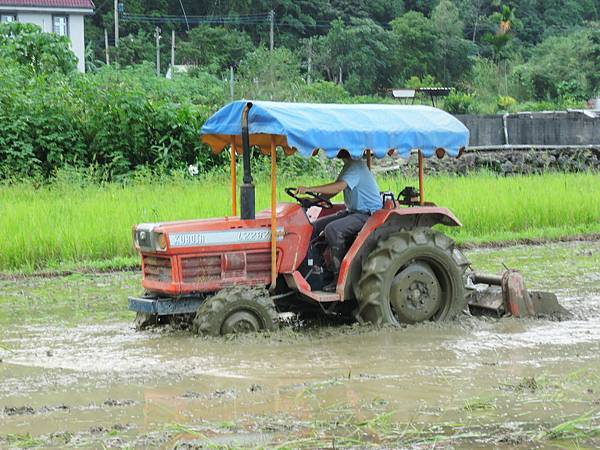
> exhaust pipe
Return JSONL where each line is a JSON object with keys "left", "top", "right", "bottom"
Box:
{"left": 240, "top": 102, "right": 255, "bottom": 220}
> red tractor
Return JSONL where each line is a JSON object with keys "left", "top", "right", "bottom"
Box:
{"left": 129, "top": 101, "right": 566, "bottom": 334}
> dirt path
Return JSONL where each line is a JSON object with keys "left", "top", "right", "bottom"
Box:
{"left": 1, "top": 241, "right": 599, "bottom": 448}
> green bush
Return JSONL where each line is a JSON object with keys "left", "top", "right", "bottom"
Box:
{"left": 0, "top": 62, "right": 228, "bottom": 180}
{"left": 300, "top": 81, "right": 351, "bottom": 103}
{"left": 443, "top": 91, "right": 476, "bottom": 114}
{"left": 0, "top": 22, "right": 77, "bottom": 74}
{"left": 496, "top": 95, "right": 517, "bottom": 111}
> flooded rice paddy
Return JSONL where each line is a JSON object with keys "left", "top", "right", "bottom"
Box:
{"left": 1, "top": 241, "right": 599, "bottom": 449}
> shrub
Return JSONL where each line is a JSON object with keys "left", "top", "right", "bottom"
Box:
{"left": 0, "top": 22, "right": 77, "bottom": 74}
{"left": 0, "top": 63, "right": 229, "bottom": 180}
{"left": 443, "top": 91, "right": 476, "bottom": 114}
{"left": 497, "top": 95, "right": 517, "bottom": 111}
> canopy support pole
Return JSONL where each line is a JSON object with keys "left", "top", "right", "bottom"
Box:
{"left": 269, "top": 136, "right": 277, "bottom": 291}
{"left": 366, "top": 150, "right": 372, "bottom": 170}
{"left": 230, "top": 138, "right": 237, "bottom": 216}
{"left": 240, "top": 103, "right": 255, "bottom": 220}
{"left": 418, "top": 150, "right": 425, "bottom": 206}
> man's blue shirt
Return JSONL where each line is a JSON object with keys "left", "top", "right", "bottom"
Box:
{"left": 337, "top": 159, "right": 381, "bottom": 213}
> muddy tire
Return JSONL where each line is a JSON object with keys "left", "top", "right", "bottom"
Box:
{"left": 192, "top": 286, "right": 279, "bottom": 336}
{"left": 356, "top": 228, "right": 469, "bottom": 326}
{"left": 134, "top": 312, "right": 157, "bottom": 330}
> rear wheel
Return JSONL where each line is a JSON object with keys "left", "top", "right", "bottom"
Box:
{"left": 356, "top": 228, "right": 469, "bottom": 326}
{"left": 192, "top": 286, "right": 279, "bottom": 336}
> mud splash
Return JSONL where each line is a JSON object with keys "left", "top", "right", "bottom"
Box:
{"left": 1, "top": 241, "right": 599, "bottom": 448}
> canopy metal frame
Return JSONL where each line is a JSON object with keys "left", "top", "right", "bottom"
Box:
{"left": 204, "top": 101, "right": 468, "bottom": 292}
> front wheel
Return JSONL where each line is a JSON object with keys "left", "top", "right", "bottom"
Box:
{"left": 192, "top": 286, "right": 279, "bottom": 336}
{"left": 356, "top": 228, "right": 469, "bottom": 326}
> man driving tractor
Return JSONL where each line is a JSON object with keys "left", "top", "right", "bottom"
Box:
{"left": 297, "top": 150, "right": 381, "bottom": 292}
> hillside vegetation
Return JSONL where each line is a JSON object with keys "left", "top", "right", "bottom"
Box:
{"left": 2, "top": 1, "right": 600, "bottom": 180}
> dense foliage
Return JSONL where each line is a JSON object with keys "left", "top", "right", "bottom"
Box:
{"left": 0, "top": 49, "right": 228, "bottom": 178}
{"left": 86, "top": 0, "right": 600, "bottom": 102}
{"left": 1, "top": 2, "right": 600, "bottom": 180}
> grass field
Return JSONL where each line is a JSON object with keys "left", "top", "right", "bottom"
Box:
{"left": 0, "top": 172, "right": 599, "bottom": 272}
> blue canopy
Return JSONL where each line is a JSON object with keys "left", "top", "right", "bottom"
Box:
{"left": 201, "top": 100, "right": 469, "bottom": 159}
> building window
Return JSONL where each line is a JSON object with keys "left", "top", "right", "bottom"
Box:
{"left": 0, "top": 14, "right": 17, "bottom": 23}
{"left": 53, "top": 15, "right": 68, "bottom": 36}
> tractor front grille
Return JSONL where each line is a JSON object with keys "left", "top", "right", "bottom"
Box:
{"left": 246, "top": 252, "right": 271, "bottom": 278}
{"left": 180, "top": 251, "right": 272, "bottom": 285}
{"left": 181, "top": 255, "right": 221, "bottom": 284}
{"left": 143, "top": 256, "right": 173, "bottom": 282}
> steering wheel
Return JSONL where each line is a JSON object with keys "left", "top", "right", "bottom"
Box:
{"left": 285, "top": 187, "right": 333, "bottom": 209}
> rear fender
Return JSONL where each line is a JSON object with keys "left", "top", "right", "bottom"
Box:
{"left": 336, "top": 207, "right": 462, "bottom": 300}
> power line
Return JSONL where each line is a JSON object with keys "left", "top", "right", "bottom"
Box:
{"left": 121, "top": 12, "right": 272, "bottom": 26}
{"left": 120, "top": 12, "right": 391, "bottom": 31}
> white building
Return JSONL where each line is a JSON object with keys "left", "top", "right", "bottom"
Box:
{"left": 0, "top": 0, "right": 95, "bottom": 72}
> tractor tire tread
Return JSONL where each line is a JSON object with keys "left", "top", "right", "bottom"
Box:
{"left": 192, "top": 286, "right": 279, "bottom": 336}
{"left": 356, "top": 228, "right": 469, "bottom": 326}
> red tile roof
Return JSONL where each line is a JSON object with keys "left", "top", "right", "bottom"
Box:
{"left": 0, "top": 0, "right": 94, "bottom": 9}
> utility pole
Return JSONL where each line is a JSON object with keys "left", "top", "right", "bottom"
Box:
{"left": 229, "top": 66, "right": 234, "bottom": 101}
{"left": 170, "top": 29, "right": 175, "bottom": 75}
{"left": 307, "top": 37, "right": 312, "bottom": 84}
{"left": 114, "top": 0, "right": 119, "bottom": 47}
{"left": 269, "top": 10, "right": 274, "bottom": 52}
{"left": 104, "top": 28, "right": 110, "bottom": 65}
{"left": 155, "top": 27, "right": 161, "bottom": 76}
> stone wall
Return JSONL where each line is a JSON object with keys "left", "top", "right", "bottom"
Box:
{"left": 377, "top": 148, "right": 600, "bottom": 176}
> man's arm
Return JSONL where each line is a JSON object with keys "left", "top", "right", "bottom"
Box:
{"left": 297, "top": 180, "right": 347, "bottom": 198}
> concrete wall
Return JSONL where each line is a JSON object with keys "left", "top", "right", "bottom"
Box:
{"left": 456, "top": 112, "right": 600, "bottom": 147}
{"left": 16, "top": 12, "right": 86, "bottom": 72}
{"left": 16, "top": 12, "right": 50, "bottom": 32}
{"left": 69, "top": 15, "right": 85, "bottom": 73}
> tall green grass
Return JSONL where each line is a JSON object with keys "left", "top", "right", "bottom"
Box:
{"left": 0, "top": 172, "right": 598, "bottom": 272}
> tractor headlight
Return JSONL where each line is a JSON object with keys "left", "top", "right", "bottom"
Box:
{"left": 133, "top": 223, "right": 161, "bottom": 251}
{"left": 155, "top": 232, "right": 167, "bottom": 251}
{"left": 132, "top": 226, "right": 139, "bottom": 249}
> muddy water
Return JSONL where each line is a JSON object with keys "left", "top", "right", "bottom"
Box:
{"left": 1, "top": 241, "right": 599, "bottom": 449}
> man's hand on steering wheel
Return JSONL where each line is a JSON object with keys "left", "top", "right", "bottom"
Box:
{"left": 285, "top": 187, "right": 333, "bottom": 209}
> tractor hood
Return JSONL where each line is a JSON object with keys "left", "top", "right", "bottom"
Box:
{"left": 133, "top": 203, "right": 304, "bottom": 254}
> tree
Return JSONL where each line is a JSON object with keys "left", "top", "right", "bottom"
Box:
{"left": 588, "top": 29, "right": 600, "bottom": 95}
{"left": 0, "top": 22, "right": 77, "bottom": 74}
{"left": 402, "top": 0, "right": 438, "bottom": 15}
{"left": 516, "top": 30, "right": 593, "bottom": 100}
{"left": 330, "top": 0, "right": 404, "bottom": 22}
{"left": 455, "top": 0, "right": 492, "bottom": 43}
{"left": 311, "top": 19, "right": 392, "bottom": 94}
{"left": 482, "top": 4, "right": 516, "bottom": 63}
{"left": 178, "top": 25, "right": 254, "bottom": 74}
{"left": 236, "top": 46, "right": 305, "bottom": 100}
{"left": 431, "top": 0, "right": 476, "bottom": 84}
{"left": 113, "top": 30, "right": 156, "bottom": 67}
{"left": 389, "top": 11, "right": 439, "bottom": 84}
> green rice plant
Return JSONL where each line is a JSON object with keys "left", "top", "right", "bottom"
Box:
{"left": 538, "top": 413, "right": 600, "bottom": 441}
{"left": 463, "top": 396, "right": 497, "bottom": 412}
{"left": 5, "top": 433, "right": 45, "bottom": 448}
{"left": 0, "top": 172, "right": 598, "bottom": 272}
